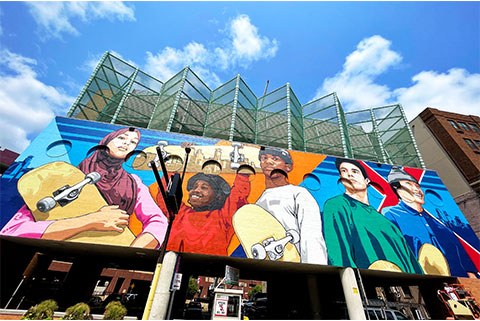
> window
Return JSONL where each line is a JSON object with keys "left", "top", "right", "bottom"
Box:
{"left": 394, "top": 311, "right": 409, "bottom": 320}
{"left": 448, "top": 120, "right": 460, "bottom": 130}
{"left": 464, "top": 139, "right": 478, "bottom": 150}
{"left": 469, "top": 123, "right": 480, "bottom": 134}
{"left": 458, "top": 122, "right": 470, "bottom": 131}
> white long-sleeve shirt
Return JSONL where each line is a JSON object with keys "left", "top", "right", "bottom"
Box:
{"left": 256, "top": 184, "right": 328, "bottom": 264}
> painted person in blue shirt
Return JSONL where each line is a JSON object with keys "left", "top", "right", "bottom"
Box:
{"left": 382, "top": 166, "right": 478, "bottom": 277}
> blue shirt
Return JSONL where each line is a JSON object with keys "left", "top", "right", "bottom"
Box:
{"left": 383, "top": 201, "right": 477, "bottom": 277}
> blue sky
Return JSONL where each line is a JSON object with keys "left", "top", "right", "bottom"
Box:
{"left": 0, "top": 1, "right": 479, "bottom": 153}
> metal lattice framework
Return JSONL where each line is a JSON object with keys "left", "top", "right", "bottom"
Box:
{"left": 68, "top": 52, "right": 425, "bottom": 168}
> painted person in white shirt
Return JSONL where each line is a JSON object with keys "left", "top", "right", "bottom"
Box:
{"left": 255, "top": 146, "right": 328, "bottom": 264}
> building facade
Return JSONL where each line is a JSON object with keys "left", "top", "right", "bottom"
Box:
{"left": 1, "top": 54, "right": 479, "bottom": 320}
{"left": 410, "top": 108, "right": 480, "bottom": 238}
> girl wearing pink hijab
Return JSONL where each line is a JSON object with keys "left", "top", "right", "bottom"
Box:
{"left": 1, "top": 127, "right": 168, "bottom": 249}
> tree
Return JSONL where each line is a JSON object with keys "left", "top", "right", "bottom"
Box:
{"left": 63, "top": 302, "right": 92, "bottom": 320}
{"left": 248, "top": 285, "right": 263, "bottom": 300}
{"left": 22, "top": 299, "right": 58, "bottom": 320}
{"left": 103, "top": 301, "right": 127, "bottom": 320}
{"left": 187, "top": 276, "right": 199, "bottom": 299}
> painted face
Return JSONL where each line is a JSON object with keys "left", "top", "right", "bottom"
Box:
{"left": 398, "top": 180, "right": 425, "bottom": 205}
{"left": 188, "top": 179, "right": 215, "bottom": 209}
{"left": 106, "top": 131, "right": 139, "bottom": 159}
{"left": 259, "top": 154, "right": 292, "bottom": 178}
{"left": 338, "top": 162, "right": 369, "bottom": 191}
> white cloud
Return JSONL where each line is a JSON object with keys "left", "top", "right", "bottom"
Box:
{"left": 315, "top": 35, "right": 480, "bottom": 120}
{"left": 0, "top": 50, "right": 74, "bottom": 153}
{"left": 395, "top": 69, "right": 480, "bottom": 120}
{"left": 80, "top": 51, "right": 137, "bottom": 74}
{"left": 318, "top": 35, "right": 400, "bottom": 110}
{"left": 27, "top": 2, "right": 135, "bottom": 40}
{"left": 144, "top": 14, "right": 278, "bottom": 88}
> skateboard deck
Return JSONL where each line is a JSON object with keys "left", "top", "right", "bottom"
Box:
{"left": 418, "top": 243, "right": 451, "bottom": 276}
{"left": 368, "top": 260, "right": 402, "bottom": 273}
{"left": 132, "top": 142, "right": 262, "bottom": 174}
{"left": 17, "top": 161, "right": 135, "bottom": 246}
{"left": 232, "top": 204, "right": 300, "bottom": 262}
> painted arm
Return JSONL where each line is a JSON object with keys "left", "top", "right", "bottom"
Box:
{"left": 296, "top": 189, "right": 328, "bottom": 264}
{"left": 222, "top": 173, "right": 251, "bottom": 223}
{"left": 0, "top": 204, "right": 129, "bottom": 240}
{"left": 130, "top": 175, "right": 168, "bottom": 249}
{"left": 322, "top": 197, "right": 356, "bottom": 268}
{"left": 0, "top": 205, "right": 53, "bottom": 238}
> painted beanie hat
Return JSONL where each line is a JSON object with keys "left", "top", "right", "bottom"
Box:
{"left": 387, "top": 166, "right": 418, "bottom": 184}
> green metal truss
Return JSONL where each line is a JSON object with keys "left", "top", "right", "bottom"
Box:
{"left": 67, "top": 52, "right": 425, "bottom": 168}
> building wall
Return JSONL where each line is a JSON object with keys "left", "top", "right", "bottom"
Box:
{"left": 410, "top": 117, "right": 471, "bottom": 197}
{"left": 0, "top": 116, "right": 478, "bottom": 280}
{"left": 418, "top": 108, "right": 480, "bottom": 192}
{"left": 411, "top": 107, "right": 480, "bottom": 238}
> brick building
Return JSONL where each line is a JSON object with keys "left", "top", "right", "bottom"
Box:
{"left": 410, "top": 107, "right": 480, "bottom": 237}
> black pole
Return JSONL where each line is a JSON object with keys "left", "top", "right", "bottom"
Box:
{"left": 150, "top": 160, "right": 167, "bottom": 206}
{"left": 181, "top": 147, "right": 191, "bottom": 183}
{"left": 157, "top": 146, "right": 170, "bottom": 186}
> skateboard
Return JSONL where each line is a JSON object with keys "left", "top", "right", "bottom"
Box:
{"left": 232, "top": 204, "right": 301, "bottom": 262}
{"left": 368, "top": 260, "right": 402, "bottom": 273}
{"left": 17, "top": 161, "right": 135, "bottom": 246}
{"left": 132, "top": 141, "right": 262, "bottom": 173}
{"left": 418, "top": 243, "right": 451, "bottom": 276}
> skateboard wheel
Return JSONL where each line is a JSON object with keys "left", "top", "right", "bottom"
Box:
{"left": 274, "top": 244, "right": 284, "bottom": 254}
{"left": 37, "top": 197, "right": 56, "bottom": 212}
{"left": 86, "top": 171, "right": 101, "bottom": 184}
{"left": 286, "top": 229, "right": 300, "bottom": 244}
{"left": 251, "top": 243, "right": 267, "bottom": 260}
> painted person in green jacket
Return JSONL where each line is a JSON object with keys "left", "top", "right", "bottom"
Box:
{"left": 322, "top": 158, "right": 423, "bottom": 274}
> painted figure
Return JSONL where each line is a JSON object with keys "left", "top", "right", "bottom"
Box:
{"left": 382, "top": 166, "right": 478, "bottom": 277}
{"left": 0, "top": 128, "right": 168, "bottom": 249}
{"left": 166, "top": 171, "right": 251, "bottom": 256}
{"left": 255, "top": 147, "right": 328, "bottom": 264}
{"left": 322, "top": 158, "right": 423, "bottom": 273}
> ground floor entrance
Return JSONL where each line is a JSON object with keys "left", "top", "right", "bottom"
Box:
{"left": 1, "top": 236, "right": 477, "bottom": 320}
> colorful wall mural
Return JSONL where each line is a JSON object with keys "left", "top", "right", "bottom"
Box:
{"left": 1, "top": 117, "right": 479, "bottom": 278}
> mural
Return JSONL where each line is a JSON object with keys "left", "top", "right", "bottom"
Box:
{"left": 0, "top": 117, "right": 478, "bottom": 278}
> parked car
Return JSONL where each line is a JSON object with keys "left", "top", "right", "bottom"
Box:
{"left": 184, "top": 300, "right": 203, "bottom": 320}
{"left": 365, "top": 307, "right": 408, "bottom": 320}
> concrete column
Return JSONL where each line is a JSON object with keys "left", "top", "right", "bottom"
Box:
{"left": 307, "top": 275, "right": 322, "bottom": 319}
{"left": 340, "top": 267, "right": 366, "bottom": 320}
{"left": 149, "top": 252, "right": 178, "bottom": 320}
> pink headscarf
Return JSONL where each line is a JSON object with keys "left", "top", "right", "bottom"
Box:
{"left": 78, "top": 127, "right": 141, "bottom": 214}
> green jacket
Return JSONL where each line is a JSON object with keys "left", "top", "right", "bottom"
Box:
{"left": 323, "top": 194, "right": 423, "bottom": 274}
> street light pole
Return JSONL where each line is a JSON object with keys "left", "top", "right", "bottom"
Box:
{"left": 142, "top": 146, "right": 190, "bottom": 319}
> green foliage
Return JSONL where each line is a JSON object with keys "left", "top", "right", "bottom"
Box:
{"left": 63, "top": 302, "right": 92, "bottom": 320}
{"left": 248, "top": 285, "right": 263, "bottom": 299}
{"left": 187, "top": 276, "right": 199, "bottom": 299}
{"left": 22, "top": 299, "right": 58, "bottom": 320}
{"left": 103, "top": 301, "right": 127, "bottom": 320}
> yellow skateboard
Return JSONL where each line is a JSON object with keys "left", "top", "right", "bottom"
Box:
{"left": 132, "top": 141, "right": 262, "bottom": 174}
{"left": 232, "top": 204, "right": 300, "bottom": 262}
{"left": 17, "top": 161, "right": 135, "bottom": 246}
{"left": 418, "top": 243, "right": 451, "bottom": 276}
